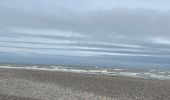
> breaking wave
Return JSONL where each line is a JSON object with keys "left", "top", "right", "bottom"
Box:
{"left": 0, "top": 64, "right": 170, "bottom": 80}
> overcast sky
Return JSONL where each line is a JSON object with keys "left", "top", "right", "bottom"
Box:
{"left": 0, "top": 0, "right": 170, "bottom": 67}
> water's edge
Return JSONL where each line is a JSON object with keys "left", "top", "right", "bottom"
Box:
{"left": 0, "top": 64, "right": 170, "bottom": 80}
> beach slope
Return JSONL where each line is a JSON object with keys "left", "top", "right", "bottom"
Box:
{"left": 0, "top": 68, "right": 169, "bottom": 100}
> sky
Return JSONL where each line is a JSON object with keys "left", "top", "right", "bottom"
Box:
{"left": 0, "top": 0, "right": 170, "bottom": 67}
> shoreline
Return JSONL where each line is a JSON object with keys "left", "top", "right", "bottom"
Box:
{"left": 0, "top": 68, "right": 170, "bottom": 100}
{"left": 0, "top": 66, "right": 170, "bottom": 80}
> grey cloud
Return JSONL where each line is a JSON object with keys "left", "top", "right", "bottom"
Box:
{"left": 1, "top": 7, "right": 170, "bottom": 39}
{"left": 1, "top": 40, "right": 170, "bottom": 58}
{"left": 1, "top": 7, "right": 170, "bottom": 47}
{"left": 1, "top": 5, "right": 170, "bottom": 66}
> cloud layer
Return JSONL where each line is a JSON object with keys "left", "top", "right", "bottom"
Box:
{"left": 0, "top": 0, "right": 170, "bottom": 67}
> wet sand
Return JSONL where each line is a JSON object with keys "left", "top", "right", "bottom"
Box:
{"left": 0, "top": 68, "right": 170, "bottom": 100}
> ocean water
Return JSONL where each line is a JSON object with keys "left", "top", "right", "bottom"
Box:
{"left": 0, "top": 64, "right": 170, "bottom": 80}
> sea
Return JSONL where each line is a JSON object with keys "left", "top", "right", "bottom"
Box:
{"left": 0, "top": 63, "right": 170, "bottom": 80}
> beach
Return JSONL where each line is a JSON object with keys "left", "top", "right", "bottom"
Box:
{"left": 0, "top": 68, "right": 170, "bottom": 100}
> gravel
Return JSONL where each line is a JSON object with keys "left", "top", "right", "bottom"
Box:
{"left": 0, "top": 68, "right": 169, "bottom": 100}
